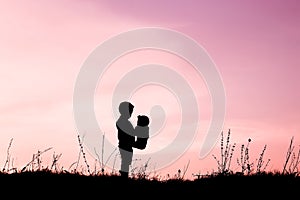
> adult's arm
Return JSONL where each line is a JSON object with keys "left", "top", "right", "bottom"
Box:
{"left": 116, "top": 118, "right": 136, "bottom": 136}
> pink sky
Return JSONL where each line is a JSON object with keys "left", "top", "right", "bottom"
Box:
{"left": 0, "top": 0, "right": 300, "bottom": 179}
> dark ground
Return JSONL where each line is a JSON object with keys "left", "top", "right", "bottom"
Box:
{"left": 1, "top": 170, "right": 299, "bottom": 199}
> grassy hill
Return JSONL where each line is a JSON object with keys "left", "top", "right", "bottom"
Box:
{"left": 1, "top": 131, "right": 299, "bottom": 198}
{"left": 1, "top": 170, "right": 299, "bottom": 198}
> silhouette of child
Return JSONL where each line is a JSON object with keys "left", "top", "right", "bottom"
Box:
{"left": 133, "top": 115, "right": 150, "bottom": 150}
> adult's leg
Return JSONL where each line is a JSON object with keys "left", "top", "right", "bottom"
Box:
{"left": 119, "top": 148, "right": 133, "bottom": 177}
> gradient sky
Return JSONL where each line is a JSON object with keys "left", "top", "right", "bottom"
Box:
{"left": 0, "top": 0, "right": 299, "bottom": 179}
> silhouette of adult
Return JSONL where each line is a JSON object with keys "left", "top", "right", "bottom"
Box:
{"left": 116, "top": 101, "right": 135, "bottom": 178}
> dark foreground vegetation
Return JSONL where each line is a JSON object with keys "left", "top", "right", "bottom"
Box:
{"left": 1, "top": 130, "right": 299, "bottom": 198}
{"left": 0, "top": 170, "right": 299, "bottom": 198}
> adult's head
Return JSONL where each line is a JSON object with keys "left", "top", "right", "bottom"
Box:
{"left": 118, "top": 101, "right": 134, "bottom": 119}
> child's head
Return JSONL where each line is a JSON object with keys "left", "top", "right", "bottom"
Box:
{"left": 137, "top": 115, "right": 150, "bottom": 126}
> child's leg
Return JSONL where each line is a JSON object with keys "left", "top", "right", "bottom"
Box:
{"left": 133, "top": 138, "right": 148, "bottom": 150}
{"left": 133, "top": 139, "right": 142, "bottom": 149}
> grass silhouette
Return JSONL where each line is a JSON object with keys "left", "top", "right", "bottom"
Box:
{"left": 1, "top": 130, "right": 299, "bottom": 198}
